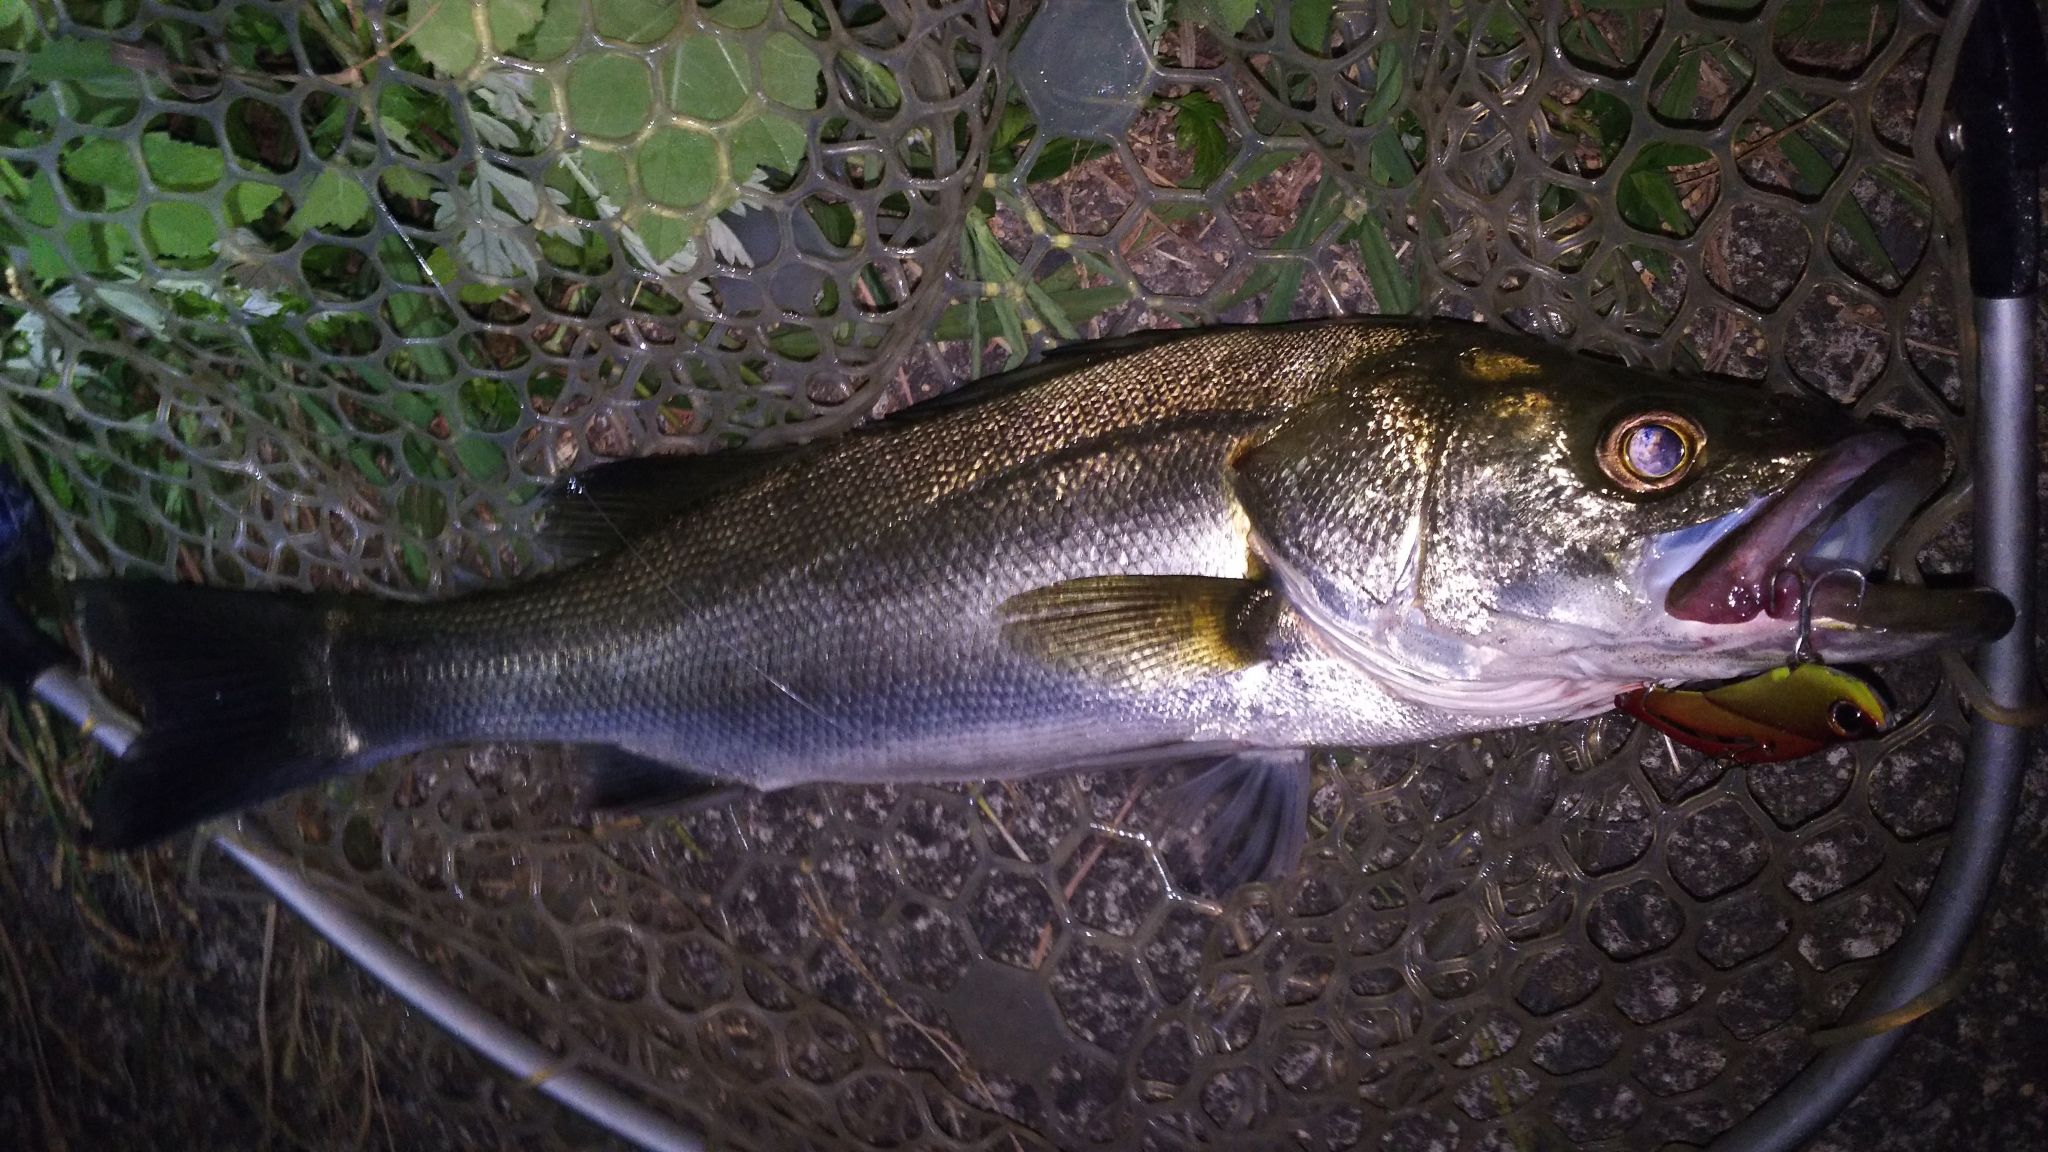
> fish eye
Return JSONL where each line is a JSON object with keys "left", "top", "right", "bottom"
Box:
{"left": 1827, "top": 698, "right": 1875, "bottom": 738}
{"left": 1599, "top": 411, "right": 1704, "bottom": 493}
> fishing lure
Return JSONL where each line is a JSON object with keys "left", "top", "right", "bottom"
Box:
{"left": 1617, "top": 662, "right": 1892, "bottom": 764}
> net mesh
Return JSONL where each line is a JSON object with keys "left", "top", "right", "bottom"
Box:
{"left": 0, "top": 0, "right": 1990, "bottom": 1147}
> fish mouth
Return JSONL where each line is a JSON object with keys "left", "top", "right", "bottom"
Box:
{"left": 1662, "top": 431, "right": 2012, "bottom": 648}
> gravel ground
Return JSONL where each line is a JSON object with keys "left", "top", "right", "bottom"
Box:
{"left": 0, "top": 741, "right": 2043, "bottom": 1151}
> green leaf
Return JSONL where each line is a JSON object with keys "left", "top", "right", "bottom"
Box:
{"left": 1192, "top": 0, "right": 1260, "bottom": 35}
{"left": 425, "top": 245, "right": 459, "bottom": 285}
{"left": 1653, "top": 43, "right": 1702, "bottom": 122}
{"left": 27, "top": 39, "right": 130, "bottom": 82}
{"left": 837, "top": 49, "right": 902, "bottom": 114}
{"left": 379, "top": 166, "right": 437, "bottom": 202}
{"left": 297, "top": 395, "right": 346, "bottom": 439}
{"left": 1575, "top": 90, "right": 1632, "bottom": 165}
{"left": 28, "top": 235, "right": 68, "bottom": 279}
{"left": 401, "top": 541, "right": 432, "bottom": 585}
{"left": 1757, "top": 101, "right": 1845, "bottom": 199}
{"left": 664, "top": 33, "right": 748, "bottom": 121}
{"left": 591, "top": 0, "right": 677, "bottom": 42}
{"left": 1229, "top": 146, "right": 1298, "bottom": 191}
{"left": 1026, "top": 138, "right": 1111, "bottom": 185}
{"left": 1359, "top": 42, "right": 1406, "bottom": 126}
{"left": 455, "top": 435, "right": 507, "bottom": 482}
{"left": 573, "top": 150, "right": 633, "bottom": 205}
{"left": 0, "top": 0, "right": 27, "bottom": 33}
{"left": 730, "top": 114, "right": 807, "bottom": 176}
{"left": 408, "top": 0, "right": 482, "bottom": 75}
{"left": 1289, "top": 0, "right": 1334, "bottom": 52}
{"left": 933, "top": 287, "right": 1129, "bottom": 341}
{"left": 488, "top": 0, "right": 545, "bottom": 46}
{"left": 1618, "top": 143, "right": 1710, "bottom": 238}
{"left": 1256, "top": 181, "right": 1343, "bottom": 322}
{"left": 1352, "top": 215, "right": 1418, "bottom": 315}
{"left": 390, "top": 391, "right": 439, "bottom": 427}
{"left": 1774, "top": 0, "right": 1888, "bottom": 42}
{"left": 141, "top": 132, "right": 225, "bottom": 191}
{"left": 631, "top": 211, "right": 695, "bottom": 265}
{"left": 288, "top": 169, "right": 373, "bottom": 234}
{"left": 1831, "top": 198, "right": 1899, "bottom": 284}
{"left": 22, "top": 168, "right": 59, "bottom": 227}
{"left": 638, "top": 126, "right": 721, "bottom": 208}
{"left": 705, "top": 0, "right": 770, "bottom": 30}
{"left": 143, "top": 201, "right": 219, "bottom": 258}
{"left": 458, "top": 279, "right": 513, "bottom": 304}
{"left": 461, "top": 378, "right": 522, "bottom": 431}
{"left": 992, "top": 102, "right": 1035, "bottom": 153}
{"left": 60, "top": 138, "right": 140, "bottom": 208}
{"left": 224, "top": 180, "right": 286, "bottom": 226}
{"left": 1366, "top": 126, "right": 1419, "bottom": 188}
{"left": 568, "top": 51, "right": 654, "bottom": 137}
{"left": 524, "top": 0, "right": 583, "bottom": 59}
{"left": 804, "top": 197, "right": 857, "bottom": 246}
{"left": 350, "top": 441, "right": 392, "bottom": 485}
{"left": 1172, "top": 92, "right": 1230, "bottom": 190}
{"left": 67, "top": 220, "right": 131, "bottom": 275}
{"left": 759, "top": 31, "right": 821, "bottom": 109}
{"left": 44, "top": 462, "right": 76, "bottom": 510}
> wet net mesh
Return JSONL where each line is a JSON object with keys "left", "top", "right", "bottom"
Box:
{"left": 0, "top": 0, "right": 1992, "bottom": 1147}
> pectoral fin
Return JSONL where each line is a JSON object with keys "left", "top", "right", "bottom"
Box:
{"left": 998, "top": 575, "right": 1275, "bottom": 681}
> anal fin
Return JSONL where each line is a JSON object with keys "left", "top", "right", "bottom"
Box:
{"left": 579, "top": 746, "right": 735, "bottom": 813}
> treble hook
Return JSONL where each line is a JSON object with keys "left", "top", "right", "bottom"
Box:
{"left": 1776, "top": 559, "right": 1869, "bottom": 666}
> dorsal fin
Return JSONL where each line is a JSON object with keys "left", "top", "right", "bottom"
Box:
{"left": 535, "top": 324, "right": 1325, "bottom": 563}
{"left": 533, "top": 449, "right": 811, "bottom": 565}
{"left": 878, "top": 326, "right": 1230, "bottom": 427}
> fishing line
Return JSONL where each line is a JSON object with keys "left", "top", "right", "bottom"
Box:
{"left": 1807, "top": 930, "right": 1986, "bottom": 1047}
{"left": 1938, "top": 650, "right": 2048, "bottom": 728}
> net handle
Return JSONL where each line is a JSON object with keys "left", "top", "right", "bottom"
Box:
{"left": 216, "top": 832, "right": 708, "bottom": 1152}
{"left": 1708, "top": 1, "right": 2043, "bottom": 1147}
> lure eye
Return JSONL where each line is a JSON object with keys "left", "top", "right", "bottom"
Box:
{"left": 1827, "top": 698, "right": 1875, "bottom": 738}
{"left": 1599, "top": 411, "right": 1704, "bottom": 493}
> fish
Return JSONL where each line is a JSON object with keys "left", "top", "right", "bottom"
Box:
{"left": 69, "top": 319, "right": 2013, "bottom": 887}
{"left": 1616, "top": 662, "right": 1893, "bottom": 764}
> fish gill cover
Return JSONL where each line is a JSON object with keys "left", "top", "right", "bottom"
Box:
{"left": 0, "top": 0, "right": 1996, "bottom": 1148}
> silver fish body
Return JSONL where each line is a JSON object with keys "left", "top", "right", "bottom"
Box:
{"left": 340, "top": 322, "right": 1512, "bottom": 785}
{"left": 74, "top": 320, "right": 2012, "bottom": 875}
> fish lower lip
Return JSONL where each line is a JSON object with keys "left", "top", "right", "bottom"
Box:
{"left": 1666, "top": 434, "right": 1939, "bottom": 625}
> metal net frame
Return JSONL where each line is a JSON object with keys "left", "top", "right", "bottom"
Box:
{"left": 0, "top": 0, "right": 2000, "bottom": 1148}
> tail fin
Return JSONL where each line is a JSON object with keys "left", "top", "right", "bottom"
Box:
{"left": 72, "top": 580, "right": 357, "bottom": 850}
